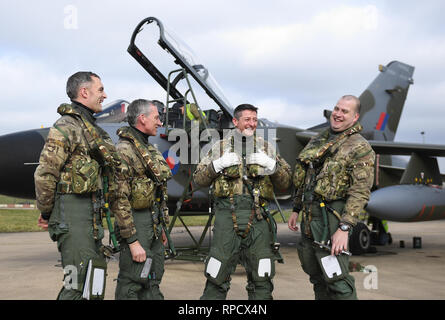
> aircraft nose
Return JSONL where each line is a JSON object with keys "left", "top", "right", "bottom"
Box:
{"left": 0, "top": 128, "right": 48, "bottom": 199}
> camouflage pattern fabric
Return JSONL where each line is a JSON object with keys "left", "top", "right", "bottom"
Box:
{"left": 193, "top": 130, "right": 291, "bottom": 200}
{"left": 34, "top": 102, "right": 123, "bottom": 300}
{"left": 195, "top": 130, "right": 290, "bottom": 300}
{"left": 292, "top": 122, "right": 375, "bottom": 226}
{"left": 117, "top": 126, "right": 172, "bottom": 184}
{"left": 34, "top": 103, "right": 121, "bottom": 214}
{"left": 194, "top": 129, "right": 291, "bottom": 300}
{"left": 112, "top": 126, "right": 171, "bottom": 300}
{"left": 56, "top": 104, "right": 121, "bottom": 168}
{"left": 112, "top": 126, "right": 172, "bottom": 242}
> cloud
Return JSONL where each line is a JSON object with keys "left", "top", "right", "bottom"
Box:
{"left": 254, "top": 98, "right": 325, "bottom": 129}
{"left": 0, "top": 0, "right": 444, "bottom": 170}
{"left": 0, "top": 54, "right": 66, "bottom": 131}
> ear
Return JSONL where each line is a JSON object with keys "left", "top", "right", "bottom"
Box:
{"left": 78, "top": 87, "right": 88, "bottom": 99}
{"left": 139, "top": 113, "right": 146, "bottom": 126}
{"left": 354, "top": 112, "right": 360, "bottom": 122}
{"left": 232, "top": 117, "right": 238, "bottom": 127}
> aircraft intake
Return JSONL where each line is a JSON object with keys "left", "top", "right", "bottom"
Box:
{"left": 0, "top": 129, "right": 48, "bottom": 199}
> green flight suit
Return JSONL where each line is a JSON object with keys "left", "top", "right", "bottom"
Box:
{"left": 115, "top": 207, "right": 165, "bottom": 300}
{"left": 34, "top": 102, "right": 122, "bottom": 300}
{"left": 50, "top": 194, "right": 106, "bottom": 300}
{"left": 113, "top": 126, "right": 172, "bottom": 300}
{"left": 297, "top": 201, "right": 357, "bottom": 300}
{"left": 293, "top": 122, "right": 375, "bottom": 300}
{"left": 194, "top": 130, "right": 292, "bottom": 300}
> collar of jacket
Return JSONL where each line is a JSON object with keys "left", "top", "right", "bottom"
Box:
{"left": 117, "top": 126, "right": 149, "bottom": 146}
{"left": 328, "top": 121, "right": 363, "bottom": 138}
{"left": 129, "top": 126, "right": 149, "bottom": 145}
{"left": 299, "top": 121, "right": 363, "bottom": 164}
{"left": 70, "top": 100, "right": 97, "bottom": 124}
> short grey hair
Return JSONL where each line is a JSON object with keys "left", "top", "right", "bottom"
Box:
{"left": 66, "top": 71, "right": 100, "bottom": 100}
{"left": 127, "top": 99, "right": 156, "bottom": 127}
{"left": 340, "top": 95, "right": 361, "bottom": 114}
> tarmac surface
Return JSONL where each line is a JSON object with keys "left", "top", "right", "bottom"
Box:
{"left": 1, "top": 220, "right": 445, "bottom": 300}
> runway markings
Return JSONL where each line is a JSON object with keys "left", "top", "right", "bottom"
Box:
{"left": 0, "top": 204, "right": 35, "bottom": 209}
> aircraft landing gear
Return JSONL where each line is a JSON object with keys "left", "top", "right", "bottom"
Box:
{"left": 349, "top": 222, "right": 371, "bottom": 255}
{"left": 369, "top": 216, "right": 392, "bottom": 246}
{"left": 349, "top": 217, "right": 394, "bottom": 255}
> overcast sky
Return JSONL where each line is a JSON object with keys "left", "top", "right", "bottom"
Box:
{"left": 1, "top": 1, "right": 444, "bottom": 168}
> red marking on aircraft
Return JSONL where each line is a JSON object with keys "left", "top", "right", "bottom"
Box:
{"left": 166, "top": 157, "right": 176, "bottom": 169}
{"left": 426, "top": 205, "right": 436, "bottom": 220}
{"left": 415, "top": 204, "right": 426, "bottom": 221}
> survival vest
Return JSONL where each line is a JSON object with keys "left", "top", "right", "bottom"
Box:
{"left": 116, "top": 126, "right": 172, "bottom": 220}
{"left": 294, "top": 122, "right": 373, "bottom": 202}
{"left": 55, "top": 103, "right": 121, "bottom": 195}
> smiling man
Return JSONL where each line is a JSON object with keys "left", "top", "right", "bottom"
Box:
{"left": 288, "top": 95, "right": 375, "bottom": 300}
{"left": 34, "top": 71, "right": 121, "bottom": 299}
{"left": 112, "top": 99, "right": 173, "bottom": 300}
{"left": 194, "top": 103, "right": 291, "bottom": 300}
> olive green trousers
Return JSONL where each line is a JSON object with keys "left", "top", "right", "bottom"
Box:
{"left": 200, "top": 195, "right": 278, "bottom": 300}
{"left": 48, "top": 193, "right": 106, "bottom": 300}
{"left": 297, "top": 201, "right": 357, "bottom": 300}
{"left": 115, "top": 207, "right": 165, "bottom": 300}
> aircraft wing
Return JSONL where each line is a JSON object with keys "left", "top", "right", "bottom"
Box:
{"left": 378, "top": 164, "right": 445, "bottom": 183}
{"left": 371, "top": 140, "right": 445, "bottom": 185}
{"left": 369, "top": 140, "right": 445, "bottom": 157}
{"left": 296, "top": 132, "right": 445, "bottom": 183}
{"left": 297, "top": 131, "right": 445, "bottom": 157}
{"left": 295, "top": 131, "right": 317, "bottom": 144}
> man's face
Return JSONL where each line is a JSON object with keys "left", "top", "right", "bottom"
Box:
{"left": 232, "top": 109, "right": 258, "bottom": 136}
{"left": 330, "top": 98, "right": 359, "bottom": 132}
{"left": 83, "top": 76, "right": 107, "bottom": 113}
{"left": 139, "top": 106, "right": 162, "bottom": 136}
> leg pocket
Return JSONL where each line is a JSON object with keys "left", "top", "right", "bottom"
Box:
{"left": 297, "top": 240, "right": 321, "bottom": 277}
{"left": 204, "top": 254, "right": 238, "bottom": 286}
{"left": 48, "top": 195, "right": 69, "bottom": 242}
{"left": 314, "top": 249, "right": 350, "bottom": 284}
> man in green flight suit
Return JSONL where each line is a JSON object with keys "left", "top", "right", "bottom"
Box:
{"left": 194, "top": 103, "right": 291, "bottom": 300}
{"left": 288, "top": 95, "right": 375, "bottom": 300}
{"left": 35, "top": 71, "right": 123, "bottom": 299}
{"left": 112, "top": 99, "right": 172, "bottom": 300}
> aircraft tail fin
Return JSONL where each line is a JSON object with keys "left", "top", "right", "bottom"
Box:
{"left": 359, "top": 61, "right": 415, "bottom": 141}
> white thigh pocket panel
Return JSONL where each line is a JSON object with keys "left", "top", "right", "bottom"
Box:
{"left": 206, "top": 257, "right": 222, "bottom": 278}
{"left": 321, "top": 255, "right": 342, "bottom": 279}
{"left": 258, "top": 258, "right": 271, "bottom": 277}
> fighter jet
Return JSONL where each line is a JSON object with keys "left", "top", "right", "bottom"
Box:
{"left": 0, "top": 17, "right": 444, "bottom": 256}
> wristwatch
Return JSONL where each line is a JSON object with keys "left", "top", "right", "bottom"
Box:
{"left": 338, "top": 223, "right": 352, "bottom": 232}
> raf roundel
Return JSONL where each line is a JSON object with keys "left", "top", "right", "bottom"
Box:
{"left": 162, "top": 150, "right": 180, "bottom": 175}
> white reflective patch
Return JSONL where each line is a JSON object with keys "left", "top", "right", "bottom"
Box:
{"left": 258, "top": 258, "right": 271, "bottom": 277}
{"left": 206, "top": 257, "right": 222, "bottom": 278}
{"left": 321, "top": 255, "right": 342, "bottom": 279}
{"left": 140, "top": 258, "right": 152, "bottom": 279}
{"left": 92, "top": 268, "right": 105, "bottom": 295}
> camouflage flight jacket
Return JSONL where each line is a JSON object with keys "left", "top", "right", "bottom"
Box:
{"left": 112, "top": 126, "right": 172, "bottom": 243}
{"left": 292, "top": 122, "right": 375, "bottom": 226}
{"left": 34, "top": 102, "right": 122, "bottom": 219}
{"left": 193, "top": 130, "right": 291, "bottom": 201}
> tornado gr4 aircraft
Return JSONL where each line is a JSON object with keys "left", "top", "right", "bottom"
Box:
{"left": 1, "top": 17, "right": 444, "bottom": 256}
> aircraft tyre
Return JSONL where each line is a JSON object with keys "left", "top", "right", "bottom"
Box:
{"left": 349, "top": 222, "right": 371, "bottom": 255}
